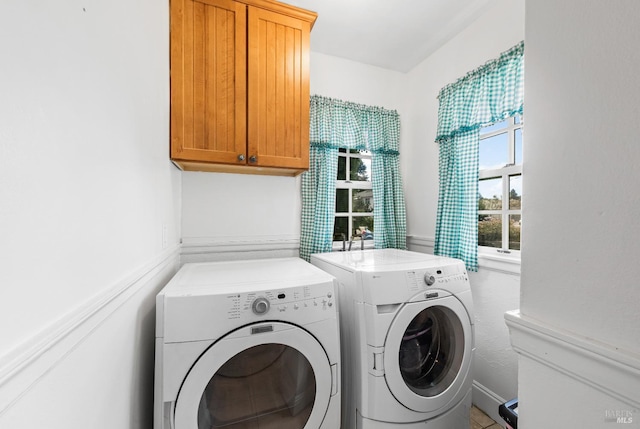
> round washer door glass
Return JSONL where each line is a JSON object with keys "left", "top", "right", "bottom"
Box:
{"left": 198, "top": 344, "right": 315, "bottom": 428}
{"left": 383, "top": 295, "right": 472, "bottom": 414}
{"left": 399, "top": 305, "right": 463, "bottom": 397}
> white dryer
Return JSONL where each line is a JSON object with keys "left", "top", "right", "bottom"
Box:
{"left": 311, "top": 249, "right": 474, "bottom": 429}
{"left": 154, "top": 257, "right": 340, "bottom": 429}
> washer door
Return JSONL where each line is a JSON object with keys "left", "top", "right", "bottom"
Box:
{"left": 174, "top": 321, "right": 333, "bottom": 429}
{"left": 383, "top": 295, "right": 472, "bottom": 413}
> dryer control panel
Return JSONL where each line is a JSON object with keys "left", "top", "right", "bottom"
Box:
{"left": 161, "top": 280, "right": 337, "bottom": 343}
{"left": 231, "top": 285, "right": 335, "bottom": 319}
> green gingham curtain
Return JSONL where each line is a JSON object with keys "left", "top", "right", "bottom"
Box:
{"left": 435, "top": 41, "right": 524, "bottom": 271}
{"left": 300, "top": 95, "right": 407, "bottom": 261}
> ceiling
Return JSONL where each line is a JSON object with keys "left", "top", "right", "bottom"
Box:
{"left": 285, "top": 0, "right": 495, "bottom": 73}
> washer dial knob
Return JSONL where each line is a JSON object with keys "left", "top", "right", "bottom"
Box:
{"left": 424, "top": 273, "right": 436, "bottom": 286}
{"left": 252, "top": 297, "right": 270, "bottom": 315}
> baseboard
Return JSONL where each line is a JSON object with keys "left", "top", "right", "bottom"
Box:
{"left": 0, "top": 245, "right": 181, "bottom": 416}
{"left": 180, "top": 236, "right": 300, "bottom": 264}
{"left": 472, "top": 380, "right": 507, "bottom": 427}
{"left": 505, "top": 310, "right": 640, "bottom": 410}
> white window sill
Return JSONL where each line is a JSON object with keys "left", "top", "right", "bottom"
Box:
{"left": 478, "top": 250, "right": 521, "bottom": 275}
{"left": 331, "top": 240, "right": 375, "bottom": 252}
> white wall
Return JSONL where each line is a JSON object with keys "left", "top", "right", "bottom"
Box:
{"left": 401, "top": 0, "right": 525, "bottom": 238}
{"left": 0, "top": 0, "right": 181, "bottom": 427}
{"left": 402, "top": 0, "right": 524, "bottom": 422}
{"left": 510, "top": 0, "right": 640, "bottom": 427}
{"left": 0, "top": 0, "right": 530, "bottom": 426}
{"left": 180, "top": 51, "right": 405, "bottom": 261}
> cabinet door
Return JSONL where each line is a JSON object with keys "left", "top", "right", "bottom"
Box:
{"left": 247, "top": 6, "right": 310, "bottom": 170}
{"left": 171, "top": 0, "right": 247, "bottom": 165}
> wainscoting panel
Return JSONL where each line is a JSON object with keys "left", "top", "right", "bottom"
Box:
{"left": 0, "top": 245, "right": 181, "bottom": 420}
{"left": 506, "top": 310, "right": 640, "bottom": 410}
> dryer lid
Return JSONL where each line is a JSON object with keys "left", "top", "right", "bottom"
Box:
{"left": 312, "top": 248, "right": 464, "bottom": 273}
{"left": 161, "top": 257, "right": 335, "bottom": 297}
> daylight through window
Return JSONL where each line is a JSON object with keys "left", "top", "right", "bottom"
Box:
{"left": 334, "top": 149, "right": 374, "bottom": 244}
{"left": 478, "top": 116, "right": 523, "bottom": 253}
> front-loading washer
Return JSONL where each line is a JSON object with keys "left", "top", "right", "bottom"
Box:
{"left": 311, "top": 249, "right": 474, "bottom": 429}
{"left": 154, "top": 257, "right": 340, "bottom": 429}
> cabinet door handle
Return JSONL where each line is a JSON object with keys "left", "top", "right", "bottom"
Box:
{"left": 237, "top": 154, "right": 245, "bottom": 162}
{"left": 249, "top": 155, "right": 257, "bottom": 163}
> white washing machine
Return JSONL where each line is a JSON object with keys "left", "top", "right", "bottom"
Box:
{"left": 154, "top": 257, "right": 340, "bottom": 429}
{"left": 311, "top": 249, "right": 474, "bottom": 429}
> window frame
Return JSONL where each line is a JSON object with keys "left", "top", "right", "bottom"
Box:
{"left": 332, "top": 149, "right": 374, "bottom": 250}
{"left": 478, "top": 116, "right": 523, "bottom": 258}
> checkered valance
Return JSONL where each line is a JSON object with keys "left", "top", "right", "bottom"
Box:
{"left": 300, "top": 96, "right": 406, "bottom": 261}
{"left": 434, "top": 42, "right": 524, "bottom": 271}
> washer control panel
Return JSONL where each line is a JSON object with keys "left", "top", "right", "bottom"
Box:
{"left": 423, "top": 273, "right": 436, "bottom": 286}
{"left": 224, "top": 282, "right": 335, "bottom": 321}
{"left": 429, "top": 272, "right": 468, "bottom": 286}
{"left": 405, "top": 263, "right": 469, "bottom": 294}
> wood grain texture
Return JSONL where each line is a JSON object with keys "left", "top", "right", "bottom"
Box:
{"left": 171, "top": 0, "right": 246, "bottom": 164}
{"left": 235, "top": 0, "right": 317, "bottom": 27}
{"left": 247, "top": 6, "right": 310, "bottom": 170}
{"left": 172, "top": 160, "right": 305, "bottom": 176}
{"left": 171, "top": 0, "right": 313, "bottom": 174}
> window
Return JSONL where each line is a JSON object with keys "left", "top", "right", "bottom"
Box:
{"left": 478, "top": 115, "right": 523, "bottom": 253}
{"left": 333, "top": 149, "right": 374, "bottom": 244}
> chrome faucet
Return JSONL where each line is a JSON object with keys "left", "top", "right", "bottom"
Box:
{"left": 347, "top": 233, "right": 364, "bottom": 251}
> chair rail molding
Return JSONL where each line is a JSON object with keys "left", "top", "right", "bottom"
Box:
{"left": 180, "top": 235, "right": 300, "bottom": 264}
{"left": 0, "top": 245, "right": 181, "bottom": 416}
{"left": 406, "top": 235, "right": 435, "bottom": 254}
{"left": 505, "top": 310, "right": 640, "bottom": 410}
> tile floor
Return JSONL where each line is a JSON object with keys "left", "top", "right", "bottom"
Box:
{"left": 471, "top": 405, "right": 503, "bottom": 429}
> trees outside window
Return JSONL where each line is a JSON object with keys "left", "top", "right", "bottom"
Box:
{"left": 334, "top": 149, "right": 374, "bottom": 243}
{"left": 478, "top": 116, "right": 523, "bottom": 252}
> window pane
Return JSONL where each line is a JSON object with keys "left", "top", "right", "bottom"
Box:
{"left": 509, "top": 175, "right": 522, "bottom": 209}
{"left": 349, "top": 149, "right": 371, "bottom": 155}
{"left": 353, "top": 189, "right": 373, "bottom": 213}
{"left": 479, "top": 132, "right": 508, "bottom": 170}
{"left": 337, "top": 156, "right": 346, "bottom": 180}
{"left": 352, "top": 217, "right": 374, "bottom": 240}
{"left": 478, "top": 215, "right": 502, "bottom": 248}
{"left": 509, "top": 215, "right": 521, "bottom": 250}
{"left": 333, "top": 217, "right": 348, "bottom": 240}
{"left": 350, "top": 157, "right": 372, "bottom": 181}
{"left": 336, "top": 189, "right": 349, "bottom": 212}
{"left": 479, "top": 178, "right": 502, "bottom": 210}
{"left": 515, "top": 128, "right": 523, "bottom": 165}
{"left": 480, "top": 119, "right": 509, "bottom": 135}
{"left": 514, "top": 114, "right": 522, "bottom": 124}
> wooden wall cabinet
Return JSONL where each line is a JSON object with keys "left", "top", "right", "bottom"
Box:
{"left": 170, "top": 0, "right": 316, "bottom": 176}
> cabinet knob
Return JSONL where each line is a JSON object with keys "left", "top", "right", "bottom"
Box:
{"left": 249, "top": 155, "right": 257, "bottom": 163}
{"left": 237, "top": 154, "right": 245, "bottom": 162}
